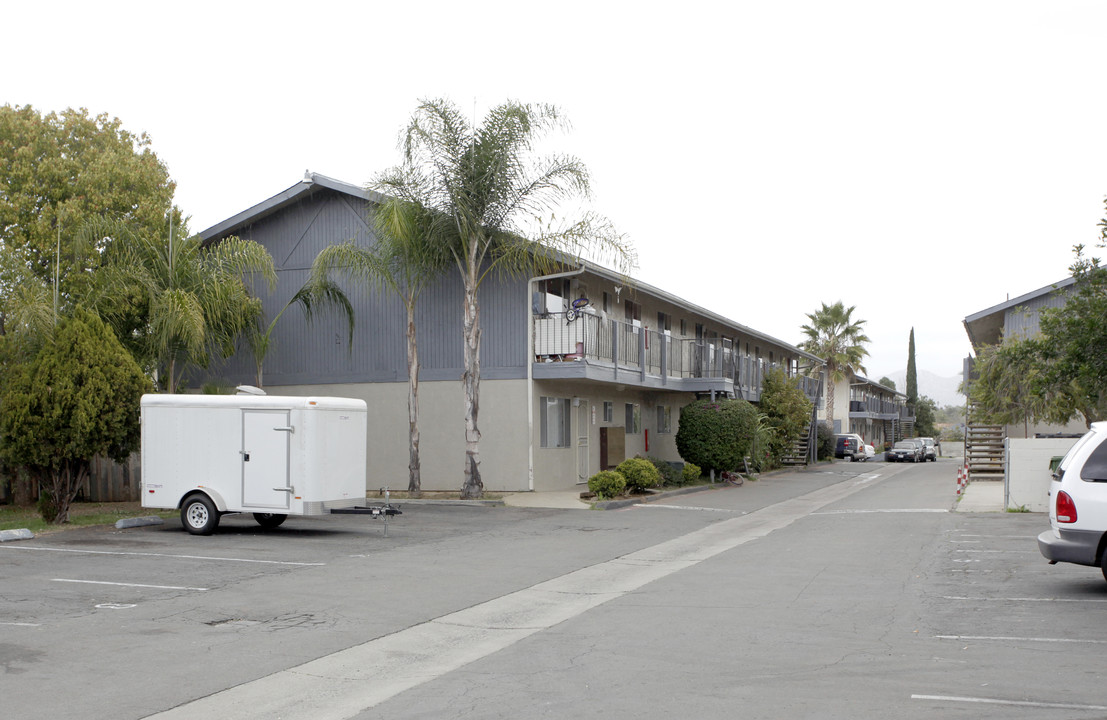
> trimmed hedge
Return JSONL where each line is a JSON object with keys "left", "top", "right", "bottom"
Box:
{"left": 675, "top": 398, "right": 759, "bottom": 474}
{"left": 588, "top": 470, "right": 626, "bottom": 499}
{"left": 616, "top": 457, "right": 662, "bottom": 492}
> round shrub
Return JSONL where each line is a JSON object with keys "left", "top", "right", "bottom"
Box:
{"left": 682, "top": 462, "right": 702, "bottom": 484}
{"left": 648, "top": 457, "right": 682, "bottom": 486}
{"left": 588, "top": 470, "right": 626, "bottom": 499}
{"left": 616, "top": 457, "right": 662, "bottom": 492}
{"left": 675, "top": 398, "right": 759, "bottom": 474}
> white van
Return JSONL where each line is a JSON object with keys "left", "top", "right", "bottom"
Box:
{"left": 141, "top": 392, "right": 368, "bottom": 535}
{"left": 1037, "top": 422, "right": 1107, "bottom": 581}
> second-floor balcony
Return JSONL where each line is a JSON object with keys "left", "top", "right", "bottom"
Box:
{"left": 533, "top": 311, "right": 821, "bottom": 403}
{"left": 849, "top": 398, "right": 916, "bottom": 423}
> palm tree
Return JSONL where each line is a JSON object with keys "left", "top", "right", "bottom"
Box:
{"left": 92, "top": 219, "right": 277, "bottom": 393}
{"left": 381, "top": 99, "right": 634, "bottom": 498}
{"left": 305, "top": 195, "right": 449, "bottom": 496}
{"left": 244, "top": 278, "right": 354, "bottom": 389}
{"left": 799, "top": 301, "right": 870, "bottom": 432}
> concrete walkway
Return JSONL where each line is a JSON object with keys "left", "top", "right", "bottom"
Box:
{"left": 955, "top": 479, "right": 1006, "bottom": 513}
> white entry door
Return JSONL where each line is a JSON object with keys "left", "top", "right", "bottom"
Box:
{"left": 577, "top": 401, "right": 590, "bottom": 484}
{"left": 242, "top": 410, "right": 291, "bottom": 509}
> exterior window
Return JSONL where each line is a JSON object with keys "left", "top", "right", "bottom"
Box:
{"left": 540, "top": 397, "right": 571, "bottom": 448}
{"left": 657, "top": 311, "right": 671, "bottom": 333}
{"left": 680, "top": 319, "right": 687, "bottom": 336}
{"left": 603, "top": 401, "right": 614, "bottom": 423}
{"left": 624, "top": 299, "right": 641, "bottom": 324}
{"left": 603, "top": 291, "right": 612, "bottom": 314}
{"left": 625, "top": 403, "right": 641, "bottom": 434}
{"left": 657, "top": 406, "right": 672, "bottom": 434}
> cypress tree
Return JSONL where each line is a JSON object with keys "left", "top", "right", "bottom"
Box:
{"left": 906, "top": 328, "right": 918, "bottom": 408}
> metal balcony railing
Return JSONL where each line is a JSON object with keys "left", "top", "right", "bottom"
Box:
{"left": 533, "top": 312, "right": 822, "bottom": 402}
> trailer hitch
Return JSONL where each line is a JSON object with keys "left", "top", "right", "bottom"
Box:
{"left": 329, "top": 487, "right": 402, "bottom": 536}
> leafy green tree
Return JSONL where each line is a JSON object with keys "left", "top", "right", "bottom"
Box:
{"left": 1037, "top": 242, "right": 1107, "bottom": 426}
{"left": 799, "top": 301, "right": 870, "bottom": 432}
{"left": 381, "top": 99, "right": 634, "bottom": 498}
{"left": 92, "top": 221, "right": 276, "bottom": 393}
{"left": 913, "top": 395, "right": 939, "bottom": 438}
{"left": 305, "top": 195, "right": 449, "bottom": 496}
{"left": 906, "top": 328, "right": 918, "bottom": 407}
{"left": 758, "top": 367, "right": 813, "bottom": 466}
{"left": 0, "top": 105, "right": 181, "bottom": 307}
{"left": 967, "top": 338, "right": 1055, "bottom": 436}
{"left": 675, "top": 398, "right": 759, "bottom": 474}
{"left": 0, "top": 310, "right": 152, "bottom": 522}
{"left": 878, "top": 376, "right": 896, "bottom": 391}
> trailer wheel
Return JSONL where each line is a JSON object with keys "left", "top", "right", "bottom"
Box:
{"left": 253, "top": 512, "right": 288, "bottom": 529}
{"left": 181, "top": 495, "right": 219, "bottom": 535}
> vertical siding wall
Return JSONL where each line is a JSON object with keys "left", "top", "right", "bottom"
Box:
{"left": 204, "top": 188, "right": 530, "bottom": 390}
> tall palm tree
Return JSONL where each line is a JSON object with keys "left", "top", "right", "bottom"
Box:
{"left": 381, "top": 99, "right": 634, "bottom": 498}
{"left": 305, "top": 195, "right": 449, "bottom": 496}
{"left": 799, "top": 301, "right": 870, "bottom": 432}
{"left": 92, "top": 219, "right": 277, "bottom": 393}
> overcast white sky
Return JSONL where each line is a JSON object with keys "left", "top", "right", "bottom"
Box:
{"left": 8, "top": 1, "right": 1106, "bottom": 380}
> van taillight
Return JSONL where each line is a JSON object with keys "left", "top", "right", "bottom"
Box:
{"left": 1056, "top": 490, "right": 1077, "bottom": 523}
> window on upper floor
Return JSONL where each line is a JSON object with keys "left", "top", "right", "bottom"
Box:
{"left": 625, "top": 299, "right": 641, "bottom": 325}
{"left": 603, "top": 401, "right": 614, "bottom": 423}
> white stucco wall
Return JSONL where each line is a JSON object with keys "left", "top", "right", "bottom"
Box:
{"left": 269, "top": 379, "right": 531, "bottom": 494}
{"left": 1005, "top": 437, "right": 1081, "bottom": 512}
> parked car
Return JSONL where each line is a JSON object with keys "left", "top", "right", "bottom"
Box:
{"left": 886, "top": 440, "right": 921, "bottom": 463}
{"left": 917, "top": 437, "right": 937, "bottom": 461}
{"left": 1038, "top": 422, "right": 1107, "bottom": 581}
{"left": 862, "top": 444, "right": 876, "bottom": 461}
{"left": 835, "top": 433, "right": 865, "bottom": 461}
{"left": 907, "top": 437, "right": 928, "bottom": 460}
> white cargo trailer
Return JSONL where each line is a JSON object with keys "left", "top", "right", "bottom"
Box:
{"left": 141, "top": 391, "right": 374, "bottom": 535}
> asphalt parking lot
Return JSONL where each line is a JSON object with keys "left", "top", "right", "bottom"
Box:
{"left": 4, "top": 464, "right": 1107, "bottom": 718}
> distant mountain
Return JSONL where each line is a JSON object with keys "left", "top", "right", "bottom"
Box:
{"left": 877, "top": 369, "right": 965, "bottom": 408}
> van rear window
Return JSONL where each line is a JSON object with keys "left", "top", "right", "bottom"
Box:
{"left": 1080, "top": 438, "right": 1107, "bottom": 482}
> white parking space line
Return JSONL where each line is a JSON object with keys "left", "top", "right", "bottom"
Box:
{"left": 812, "top": 509, "right": 948, "bottom": 515}
{"left": 942, "top": 595, "right": 1107, "bottom": 604}
{"left": 0, "top": 621, "right": 41, "bottom": 627}
{"left": 633, "top": 505, "right": 746, "bottom": 514}
{"left": 144, "top": 468, "right": 887, "bottom": 720}
{"left": 935, "top": 634, "right": 1107, "bottom": 644}
{"left": 3, "top": 545, "right": 323, "bottom": 566}
{"left": 53, "top": 579, "right": 208, "bottom": 591}
{"left": 912, "top": 694, "right": 1107, "bottom": 711}
{"left": 954, "top": 549, "right": 1037, "bottom": 554}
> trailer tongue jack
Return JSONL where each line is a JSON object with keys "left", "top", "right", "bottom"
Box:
{"left": 330, "top": 487, "right": 402, "bottom": 536}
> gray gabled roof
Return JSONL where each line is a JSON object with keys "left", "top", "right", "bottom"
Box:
{"left": 199, "top": 172, "right": 386, "bottom": 244}
{"left": 199, "top": 173, "right": 825, "bottom": 366}
{"left": 962, "top": 277, "right": 1075, "bottom": 349}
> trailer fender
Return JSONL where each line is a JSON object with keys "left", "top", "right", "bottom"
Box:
{"left": 179, "top": 487, "right": 228, "bottom": 512}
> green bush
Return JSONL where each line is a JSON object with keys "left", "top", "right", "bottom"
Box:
{"left": 588, "top": 470, "right": 626, "bottom": 499}
{"left": 616, "top": 457, "right": 662, "bottom": 492}
{"left": 758, "top": 368, "right": 813, "bottom": 467}
{"left": 648, "top": 457, "right": 682, "bottom": 486}
{"left": 816, "top": 422, "right": 835, "bottom": 460}
{"left": 675, "top": 398, "right": 759, "bottom": 474}
{"left": 682, "top": 462, "right": 702, "bottom": 484}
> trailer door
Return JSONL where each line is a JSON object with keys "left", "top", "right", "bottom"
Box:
{"left": 241, "top": 409, "right": 291, "bottom": 509}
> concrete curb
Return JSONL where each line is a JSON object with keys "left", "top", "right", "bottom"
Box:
{"left": 384, "top": 498, "right": 505, "bottom": 508}
{"left": 115, "top": 516, "right": 166, "bottom": 529}
{"left": 593, "top": 482, "right": 727, "bottom": 511}
{"left": 0, "top": 528, "right": 34, "bottom": 542}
